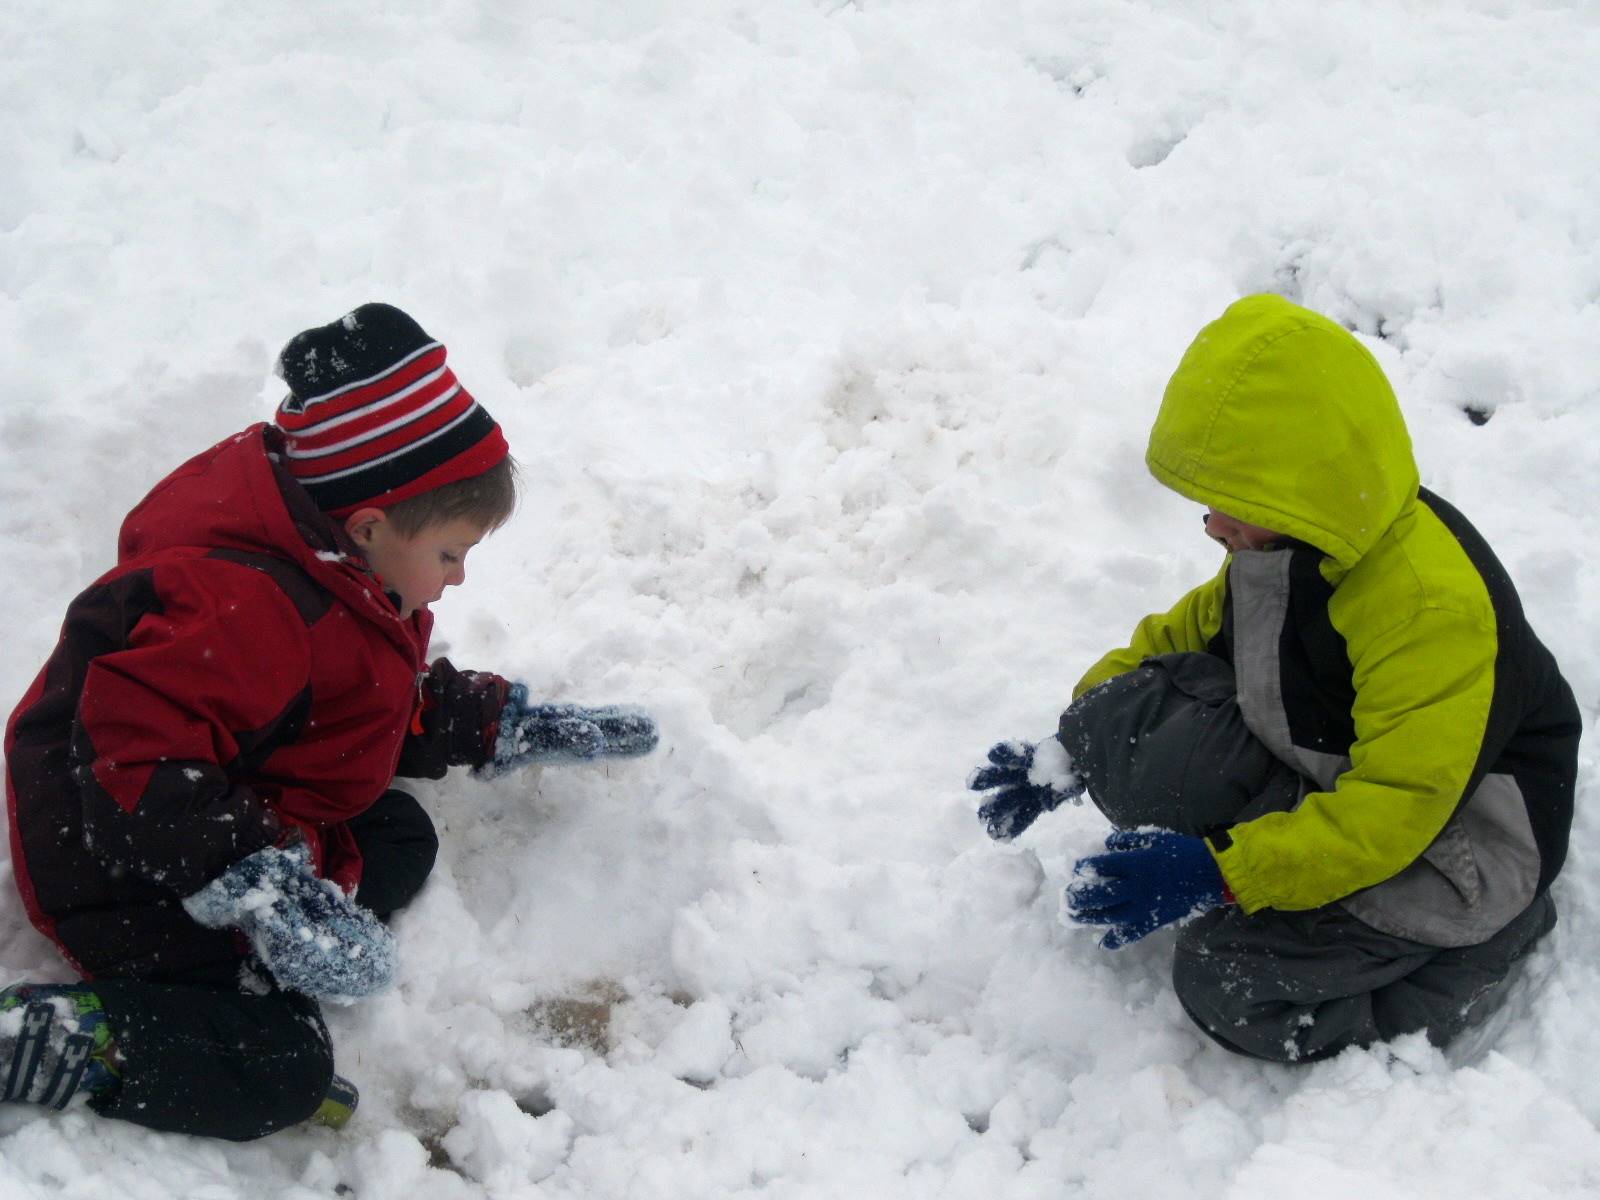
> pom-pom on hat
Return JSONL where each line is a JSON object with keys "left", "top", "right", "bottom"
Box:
{"left": 273, "top": 303, "right": 508, "bottom": 517}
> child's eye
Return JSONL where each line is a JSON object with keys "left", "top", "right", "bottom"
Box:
{"left": 441, "top": 552, "right": 460, "bottom": 565}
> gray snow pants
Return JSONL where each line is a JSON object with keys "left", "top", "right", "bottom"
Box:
{"left": 1057, "top": 653, "right": 1556, "bottom": 1064}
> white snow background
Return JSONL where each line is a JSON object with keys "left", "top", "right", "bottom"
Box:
{"left": 3, "top": 1, "right": 1600, "bottom": 1196}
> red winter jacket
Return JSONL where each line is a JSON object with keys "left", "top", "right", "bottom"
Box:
{"left": 4, "top": 424, "right": 507, "bottom": 982}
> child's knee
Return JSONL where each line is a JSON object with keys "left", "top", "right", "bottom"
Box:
{"left": 215, "top": 998, "right": 335, "bottom": 1139}
{"left": 383, "top": 788, "right": 441, "bottom": 874}
{"left": 1172, "top": 910, "right": 1398, "bottom": 1064}
{"left": 1057, "top": 664, "right": 1180, "bottom": 826}
{"left": 91, "top": 985, "right": 336, "bottom": 1139}
{"left": 1060, "top": 653, "right": 1286, "bottom": 833}
{"left": 1170, "top": 932, "right": 1286, "bottom": 1061}
{"left": 350, "top": 789, "right": 440, "bottom": 919}
{"left": 1172, "top": 959, "right": 1311, "bottom": 1063}
{"left": 226, "top": 1007, "right": 336, "bottom": 1138}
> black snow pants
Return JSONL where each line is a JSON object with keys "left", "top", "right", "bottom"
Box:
{"left": 86, "top": 789, "right": 438, "bottom": 1140}
{"left": 1058, "top": 654, "right": 1556, "bottom": 1064}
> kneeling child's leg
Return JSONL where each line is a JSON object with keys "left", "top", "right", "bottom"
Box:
{"left": 1370, "top": 891, "right": 1557, "bottom": 1051}
{"left": 1172, "top": 905, "right": 1434, "bottom": 1063}
{"left": 88, "top": 978, "right": 333, "bottom": 1140}
{"left": 1059, "top": 653, "right": 1301, "bottom": 834}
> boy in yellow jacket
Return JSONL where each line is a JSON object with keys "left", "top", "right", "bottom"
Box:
{"left": 972, "top": 294, "right": 1580, "bottom": 1062}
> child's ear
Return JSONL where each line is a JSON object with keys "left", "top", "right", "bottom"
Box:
{"left": 342, "top": 507, "right": 389, "bottom": 546}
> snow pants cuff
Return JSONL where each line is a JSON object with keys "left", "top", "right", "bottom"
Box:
{"left": 88, "top": 979, "right": 333, "bottom": 1141}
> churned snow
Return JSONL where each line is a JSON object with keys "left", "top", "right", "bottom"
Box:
{"left": 3, "top": 1, "right": 1599, "bottom": 1197}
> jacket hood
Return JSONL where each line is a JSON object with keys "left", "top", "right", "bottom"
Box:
{"left": 1145, "top": 294, "right": 1419, "bottom": 570}
{"left": 118, "top": 423, "right": 428, "bottom": 655}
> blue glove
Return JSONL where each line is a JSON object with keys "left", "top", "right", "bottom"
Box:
{"left": 969, "top": 739, "right": 1084, "bottom": 840}
{"left": 182, "top": 842, "right": 396, "bottom": 1003}
{"left": 1064, "top": 829, "right": 1227, "bottom": 949}
{"left": 484, "top": 683, "right": 660, "bottom": 776}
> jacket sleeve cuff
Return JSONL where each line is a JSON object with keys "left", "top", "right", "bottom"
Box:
{"left": 396, "top": 659, "right": 513, "bottom": 777}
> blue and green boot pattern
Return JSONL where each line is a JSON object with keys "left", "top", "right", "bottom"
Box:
{"left": 0, "top": 982, "right": 121, "bottom": 1109}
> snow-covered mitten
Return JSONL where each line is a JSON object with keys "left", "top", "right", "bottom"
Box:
{"left": 182, "top": 843, "right": 396, "bottom": 1003}
{"left": 482, "top": 683, "right": 659, "bottom": 776}
{"left": 969, "top": 739, "right": 1084, "bottom": 840}
{"left": 1064, "top": 829, "right": 1228, "bottom": 949}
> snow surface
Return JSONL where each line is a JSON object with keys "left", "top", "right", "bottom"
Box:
{"left": 4, "top": 0, "right": 1600, "bottom": 1196}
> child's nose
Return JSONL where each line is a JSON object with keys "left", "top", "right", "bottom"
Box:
{"left": 1204, "top": 510, "right": 1233, "bottom": 540}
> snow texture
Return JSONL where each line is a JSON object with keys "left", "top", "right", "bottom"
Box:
{"left": 181, "top": 844, "right": 396, "bottom": 1004}
{"left": 4, "top": 0, "right": 1600, "bottom": 1196}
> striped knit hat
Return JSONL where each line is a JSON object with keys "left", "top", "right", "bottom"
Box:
{"left": 273, "top": 303, "right": 508, "bottom": 517}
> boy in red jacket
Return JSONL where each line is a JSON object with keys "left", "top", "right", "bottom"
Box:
{"left": 2, "top": 304, "right": 656, "bottom": 1139}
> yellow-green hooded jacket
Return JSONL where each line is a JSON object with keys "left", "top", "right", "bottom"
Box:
{"left": 1075, "top": 295, "right": 1579, "bottom": 947}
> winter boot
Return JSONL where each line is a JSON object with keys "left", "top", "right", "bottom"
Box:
{"left": 0, "top": 982, "right": 121, "bottom": 1109}
{"left": 312, "top": 1073, "right": 360, "bottom": 1130}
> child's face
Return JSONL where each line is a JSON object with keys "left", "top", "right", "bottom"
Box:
{"left": 348, "top": 513, "right": 488, "bottom": 618}
{"left": 1203, "top": 507, "right": 1283, "bottom": 553}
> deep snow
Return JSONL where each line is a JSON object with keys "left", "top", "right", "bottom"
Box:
{"left": 3, "top": 1, "right": 1600, "bottom": 1196}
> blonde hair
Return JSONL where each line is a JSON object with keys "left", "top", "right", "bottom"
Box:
{"left": 383, "top": 456, "right": 519, "bottom": 536}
